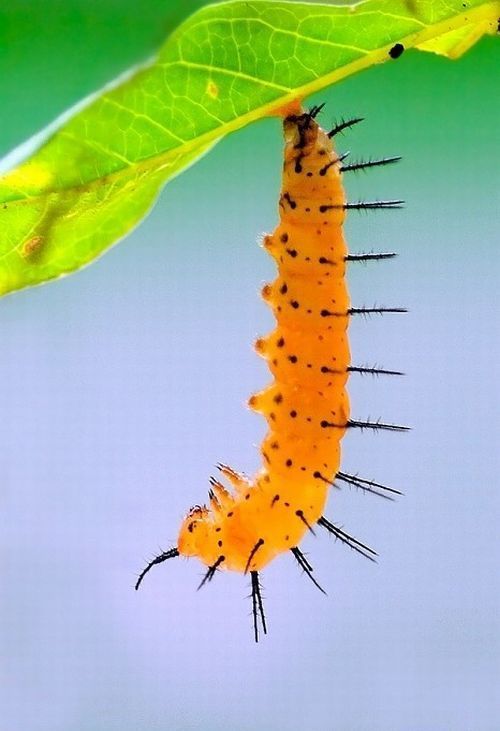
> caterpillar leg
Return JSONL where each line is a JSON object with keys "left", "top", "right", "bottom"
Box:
{"left": 135, "top": 547, "right": 179, "bottom": 590}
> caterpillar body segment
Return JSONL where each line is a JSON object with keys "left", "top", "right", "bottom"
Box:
{"left": 137, "top": 106, "right": 406, "bottom": 640}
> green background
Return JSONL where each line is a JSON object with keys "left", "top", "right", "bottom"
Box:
{"left": 1, "top": 2, "right": 499, "bottom": 730}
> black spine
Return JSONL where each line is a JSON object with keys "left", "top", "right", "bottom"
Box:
{"left": 336, "top": 470, "right": 403, "bottom": 498}
{"left": 348, "top": 365, "right": 404, "bottom": 376}
{"left": 347, "top": 419, "right": 410, "bottom": 433}
{"left": 346, "top": 252, "right": 397, "bottom": 262}
{"left": 290, "top": 547, "right": 327, "bottom": 594}
{"left": 318, "top": 516, "right": 378, "bottom": 562}
{"left": 327, "top": 117, "right": 364, "bottom": 138}
{"left": 250, "top": 571, "right": 267, "bottom": 643}
{"left": 135, "top": 547, "right": 179, "bottom": 591}
{"left": 341, "top": 156, "right": 401, "bottom": 173}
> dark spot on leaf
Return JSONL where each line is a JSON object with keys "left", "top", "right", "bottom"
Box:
{"left": 389, "top": 43, "right": 404, "bottom": 59}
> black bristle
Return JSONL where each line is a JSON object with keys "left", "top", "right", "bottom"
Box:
{"left": 327, "top": 117, "right": 364, "bottom": 138}
{"left": 290, "top": 547, "right": 327, "bottom": 594}
{"left": 346, "top": 252, "right": 397, "bottom": 262}
{"left": 348, "top": 306, "right": 407, "bottom": 316}
{"left": 348, "top": 365, "right": 404, "bottom": 376}
{"left": 197, "top": 554, "right": 225, "bottom": 591}
{"left": 135, "top": 547, "right": 179, "bottom": 591}
{"left": 347, "top": 418, "right": 410, "bottom": 433}
{"left": 336, "top": 470, "right": 403, "bottom": 498}
{"left": 309, "top": 103, "right": 325, "bottom": 119}
{"left": 341, "top": 156, "right": 401, "bottom": 173}
{"left": 244, "top": 538, "right": 265, "bottom": 575}
{"left": 318, "top": 516, "right": 378, "bottom": 562}
{"left": 344, "top": 200, "right": 404, "bottom": 210}
{"left": 250, "top": 571, "right": 267, "bottom": 643}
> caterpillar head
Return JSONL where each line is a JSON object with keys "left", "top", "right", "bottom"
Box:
{"left": 283, "top": 109, "right": 321, "bottom": 152}
{"left": 283, "top": 106, "right": 334, "bottom": 185}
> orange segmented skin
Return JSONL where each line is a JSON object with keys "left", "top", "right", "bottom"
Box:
{"left": 177, "top": 109, "right": 350, "bottom": 573}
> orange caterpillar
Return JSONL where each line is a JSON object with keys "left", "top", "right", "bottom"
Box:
{"left": 136, "top": 105, "right": 408, "bottom": 641}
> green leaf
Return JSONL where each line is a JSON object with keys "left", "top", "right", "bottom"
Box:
{"left": 1, "top": 0, "right": 498, "bottom": 297}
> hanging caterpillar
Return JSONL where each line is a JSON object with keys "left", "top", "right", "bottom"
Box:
{"left": 136, "top": 104, "right": 408, "bottom": 641}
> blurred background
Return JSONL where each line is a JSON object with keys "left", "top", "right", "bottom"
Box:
{"left": 1, "top": 2, "right": 499, "bottom": 729}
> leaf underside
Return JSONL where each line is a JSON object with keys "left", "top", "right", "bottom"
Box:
{"left": 1, "top": 0, "right": 498, "bottom": 297}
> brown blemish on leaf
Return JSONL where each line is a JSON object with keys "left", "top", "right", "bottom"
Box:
{"left": 21, "top": 235, "right": 44, "bottom": 259}
{"left": 206, "top": 81, "right": 219, "bottom": 99}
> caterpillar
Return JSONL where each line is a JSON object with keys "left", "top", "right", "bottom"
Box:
{"left": 136, "top": 104, "right": 408, "bottom": 641}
